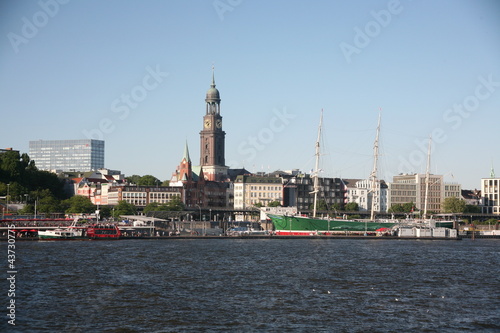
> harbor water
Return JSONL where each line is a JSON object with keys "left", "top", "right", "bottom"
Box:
{"left": 5, "top": 238, "right": 500, "bottom": 332}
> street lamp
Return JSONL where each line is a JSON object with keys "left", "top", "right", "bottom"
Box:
{"left": 195, "top": 204, "right": 201, "bottom": 236}
{"left": 6, "top": 183, "right": 10, "bottom": 215}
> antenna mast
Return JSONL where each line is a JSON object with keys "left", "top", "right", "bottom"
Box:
{"left": 423, "top": 135, "right": 432, "bottom": 220}
{"left": 370, "top": 111, "right": 381, "bottom": 220}
{"left": 312, "top": 110, "right": 323, "bottom": 218}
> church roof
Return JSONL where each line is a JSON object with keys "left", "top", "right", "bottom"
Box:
{"left": 182, "top": 141, "right": 191, "bottom": 163}
{"left": 206, "top": 66, "right": 220, "bottom": 101}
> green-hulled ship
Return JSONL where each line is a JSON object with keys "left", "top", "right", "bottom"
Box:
{"left": 268, "top": 214, "right": 396, "bottom": 235}
{"left": 268, "top": 111, "right": 457, "bottom": 236}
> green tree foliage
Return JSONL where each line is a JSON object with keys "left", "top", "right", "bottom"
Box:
{"left": 143, "top": 196, "right": 185, "bottom": 213}
{"left": 0, "top": 150, "right": 66, "bottom": 202}
{"left": 331, "top": 203, "right": 343, "bottom": 211}
{"left": 62, "top": 195, "right": 95, "bottom": 214}
{"left": 143, "top": 202, "right": 161, "bottom": 214}
{"left": 126, "top": 175, "right": 141, "bottom": 185}
{"left": 345, "top": 202, "right": 359, "bottom": 211}
{"left": 464, "top": 204, "right": 481, "bottom": 213}
{"left": 138, "top": 175, "right": 160, "bottom": 186}
{"left": 99, "top": 206, "right": 112, "bottom": 219}
{"left": 388, "top": 204, "right": 403, "bottom": 213}
{"left": 388, "top": 202, "right": 415, "bottom": 213}
{"left": 402, "top": 202, "right": 415, "bottom": 213}
{"left": 309, "top": 199, "right": 328, "bottom": 211}
{"left": 126, "top": 174, "right": 162, "bottom": 186}
{"left": 36, "top": 191, "right": 61, "bottom": 214}
{"left": 268, "top": 201, "right": 281, "bottom": 207}
{"left": 127, "top": 175, "right": 141, "bottom": 185}
{"left": 114, "top": 200, "right": 137, "bottom": 217}
{"left": 483, "top": 218, "right": 499, "bottom": 226}
{"left": 442, "top": 197, "right": 466, "bottom": 213}
{"left": 166, "top": 196, "right": 184, "bottom": 211}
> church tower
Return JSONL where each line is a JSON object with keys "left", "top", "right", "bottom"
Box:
{"left": 200, "top": 67, "right": 228, "bottom": 181}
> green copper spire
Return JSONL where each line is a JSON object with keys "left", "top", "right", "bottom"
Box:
{"left": 491, "top": 162, "right": 495, "bottom": 178}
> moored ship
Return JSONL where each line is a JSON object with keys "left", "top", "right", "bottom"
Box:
{"left": 268, "top": 214, "right": 396, "bottom": 235}
{"left": 86, "top": 224, "right": 121, "bottom": 239}
{"left": 38, "top": 227, "right": 83, "bottom": 240}
{"left": 268, "top": 111, "right": 457, "bottom": 238}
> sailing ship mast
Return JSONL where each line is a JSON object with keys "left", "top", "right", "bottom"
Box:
{"left": 423, "top": 135, "right": 432, "bottom": 220}
{"left": 369, "top": 112, "right": 381, "bottom": 220}
{"left": 312, "top": 110, "right": 323, "bottom": 218}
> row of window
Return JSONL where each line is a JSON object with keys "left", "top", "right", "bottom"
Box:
{"left": 149, "top": 193, "right": 179, "bottom": 199}
{"left": 124, "top": 199, "right": 147, "bottom": 206}
{"left": 123, "top": 192, "right": 147, "bottom": 198}
{"left": 249, "top": 186, "right": 282, "bottom": 191}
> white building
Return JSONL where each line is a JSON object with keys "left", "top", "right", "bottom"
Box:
{"left": 481, "top": 175, "right": 500, "bottom": 214}
{"left": 233, "top": 175, "right": 283, "bottom": 210}
{"left": 343, "top": 179, "right": 389, "bottom": 213}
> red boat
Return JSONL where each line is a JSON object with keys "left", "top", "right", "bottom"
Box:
{"left": 86, "top": 224, "right": 121, "bottom": 239}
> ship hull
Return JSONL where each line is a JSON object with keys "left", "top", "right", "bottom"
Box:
{"left": 268, "top": 214, "right": 397, "bottom": 235}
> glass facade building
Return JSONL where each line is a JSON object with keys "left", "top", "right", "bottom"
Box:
{"left": 29, "top": 139, "right": 104, "bottom": 172}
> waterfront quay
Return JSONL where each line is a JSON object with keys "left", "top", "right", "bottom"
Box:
{"left": 1, "top": 217, "right": 498, "bottom": 240}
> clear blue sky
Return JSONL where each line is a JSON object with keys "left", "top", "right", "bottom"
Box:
{"left": 1, "top": 0, "right": 499, "bottom": 189}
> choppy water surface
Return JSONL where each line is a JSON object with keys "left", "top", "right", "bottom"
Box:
{"left": 5, "top": 239, "right": 500, "bottom": 332}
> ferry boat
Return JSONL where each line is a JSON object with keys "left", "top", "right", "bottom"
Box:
{"left": 86, "top": 224, "right": 121, "bottom": 239}
{"left": 38, "top": 227, "right": 83, "bottom": 240}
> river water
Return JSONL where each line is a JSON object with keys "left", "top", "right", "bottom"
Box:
{"left": 4, "top": 238, "right": 500, "bottom": 332}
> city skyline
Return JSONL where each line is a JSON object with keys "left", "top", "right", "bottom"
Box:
{"left": 1, "top": 1, "right": 499, "bottom": 189}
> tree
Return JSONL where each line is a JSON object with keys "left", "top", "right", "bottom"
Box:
{"left": 144, "top": 202, "right": 161, "bottom": 214}
{"left": 345, "top": 202, "right": 359, "bottom": 211}
{"left": 331, "top": 203, "right": 343, "bottom": 211}
{"left": 483, "top": 218, "right": 499, "bottom": 226}
{"left": 139, "top": 175, "right": 160, "bottom": 186}
{"left": 99, "top": 206, "right": 112, "bottom": 219}
{"left": 114, "top": 200, "right": 137, "bottom": 217}
{"left": 464, "top": 204, "right": 481, "bottom": 213}
{"left": 388, "top": 202, "right": 415, "bottom": 213}
{"left": 442, "top": 197, "right": 466, "bottom": 213}
{"left": 254, "top": 202, "right": 263, "bottom": 208}
{"left": 126, "top": 175, "right": 141, "bottom": 185}
{"left": 309, "top": 199, "right": 328, "bottom": 211}
{"left": 388, "top": 204, "right": 404, "bottom": 213}
{"left": 268, "top": 201, "right": 281, "bottom": 207}
{"left": 63, "top": 196, "right": 95, "bottom": 214}
{"left": 402, "top": 202, "right": 415, "bottom": 213}
{"left": 37, "top": 195, "right": 61, "bottom": 215}
{"left": 166, "top": 196, "right": 184, "bottom": 211}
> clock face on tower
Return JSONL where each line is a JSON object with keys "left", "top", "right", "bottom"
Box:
{"left": 204, "top": 120, "right": 211, "bottom": 128}
{"left": 216, "top": 119, "right": 222, "bottom": 128}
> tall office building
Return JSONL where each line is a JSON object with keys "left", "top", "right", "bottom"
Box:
{"left": 29, "top": 139, "right": 104, "bottom": 172}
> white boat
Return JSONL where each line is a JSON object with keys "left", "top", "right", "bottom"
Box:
{"left": 38, "top": 224, "right": 83, "bottom": 240}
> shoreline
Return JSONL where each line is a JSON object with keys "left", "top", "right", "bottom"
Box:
{"left": 0, "top": 235, "right": 475, "bottom": 241}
